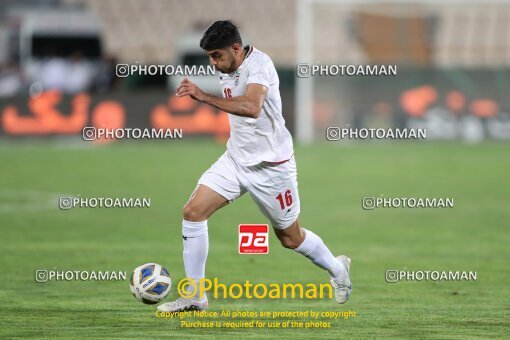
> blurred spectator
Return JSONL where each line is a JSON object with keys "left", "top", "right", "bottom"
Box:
{"left": 94, "top": 55, "right": 118, "bottom": 93}
{"left": 0, "top": 61, "right": 22, "bottom": 97}
{"left": 39, "top": 51, "right": 94, "bottom": 94}
{"left": 39, "top": 55, "right": 68, "bottom": 91}
{"left": 66, "top": 51, "right": 93, "bottom": 93}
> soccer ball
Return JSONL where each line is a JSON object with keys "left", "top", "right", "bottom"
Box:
{"left": 130, "top": 263, "right": 172, "bottom": 304}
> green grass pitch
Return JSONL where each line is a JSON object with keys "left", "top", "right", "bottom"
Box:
{"left": 0, "top": 141, "right": 508, "bottom": 338}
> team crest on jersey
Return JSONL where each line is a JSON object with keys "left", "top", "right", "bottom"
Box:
{"left": 228, "top": 70, "right": 241, "bottom": 87}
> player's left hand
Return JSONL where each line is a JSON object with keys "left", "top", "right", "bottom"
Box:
{"left": 176, "top": 78, "right": 205, "bottom": 101}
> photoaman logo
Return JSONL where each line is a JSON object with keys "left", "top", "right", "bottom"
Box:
{"left": 177, "top": 278, "right": 333, "bottom": 300}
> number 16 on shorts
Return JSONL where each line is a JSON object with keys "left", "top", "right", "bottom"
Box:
{"left": 238, "top": 224, "right": 269, "bottom": 254}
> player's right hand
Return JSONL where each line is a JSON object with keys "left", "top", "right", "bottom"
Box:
{"left": 176, "top": 78, "right": 205, "bottom": 101}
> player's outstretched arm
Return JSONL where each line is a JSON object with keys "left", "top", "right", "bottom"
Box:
{"left": 176, "top": 78, "right": 267, "bottom": 118}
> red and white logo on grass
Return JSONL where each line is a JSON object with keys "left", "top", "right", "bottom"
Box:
{"left": 238, "top": 224, "right": 269, "bottom": 254}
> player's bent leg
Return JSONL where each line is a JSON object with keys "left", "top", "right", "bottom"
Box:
{"left": 274, "top": 218, "right": 352, "bottom": 304}
{"left": 245, "top": 157, "right": 352, "bottom": 303}
{"left": 183, "top": 184, "right": 230, "bottom": 222}
{"left": 158, "top": 185, "right": 229, "bottom": 313}
{"left": 273, "top": 218, "right": 305, "bottom": 249}
{"left": 160, "top": 152, "right": 244, "bottom": 312}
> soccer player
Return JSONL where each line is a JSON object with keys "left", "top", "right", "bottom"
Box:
{"left": 158, "top": 20, "right": 351, "bottom": 312}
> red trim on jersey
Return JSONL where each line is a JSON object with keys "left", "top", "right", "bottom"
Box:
{"left": 244, "top": 46, "right": 254, "bottom": 60}
{"left": 264, "top": 153, "right": 294, "bottom": 165}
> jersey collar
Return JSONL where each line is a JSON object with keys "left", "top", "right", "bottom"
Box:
{"left": 242, "top": 45, "right": 253, "bottom": 61}
{"left": 226, "top": 45, "right": 253, "bottom": 77}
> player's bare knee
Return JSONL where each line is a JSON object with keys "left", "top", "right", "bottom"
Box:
{"left": 182, "top": 203, "right": 206, "bottom": 222}
{"left": 279, "top": 236, "right": 301, "bottom": 249}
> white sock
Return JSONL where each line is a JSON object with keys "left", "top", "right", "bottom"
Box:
{"left": 182, "top": 219, "right": 208, "bottom": 300}
{"left": 294, "top": 228, "right": 345, "bottom": 281}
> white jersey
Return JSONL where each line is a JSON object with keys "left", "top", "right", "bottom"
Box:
{"left": 219, "top": 46, "right": 294, "bottom": 166}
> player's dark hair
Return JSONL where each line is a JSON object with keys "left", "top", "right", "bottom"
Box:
{"left": 199, "top": 20, "right": 242, "bottom": 50}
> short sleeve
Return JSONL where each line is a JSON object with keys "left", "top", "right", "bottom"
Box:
{"left": 246, "top": 55, "right": 272, "bottom": 88}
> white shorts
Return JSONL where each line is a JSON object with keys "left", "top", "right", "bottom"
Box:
{"left": 198, "top": 151, "right": 300, "bottom": 229}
